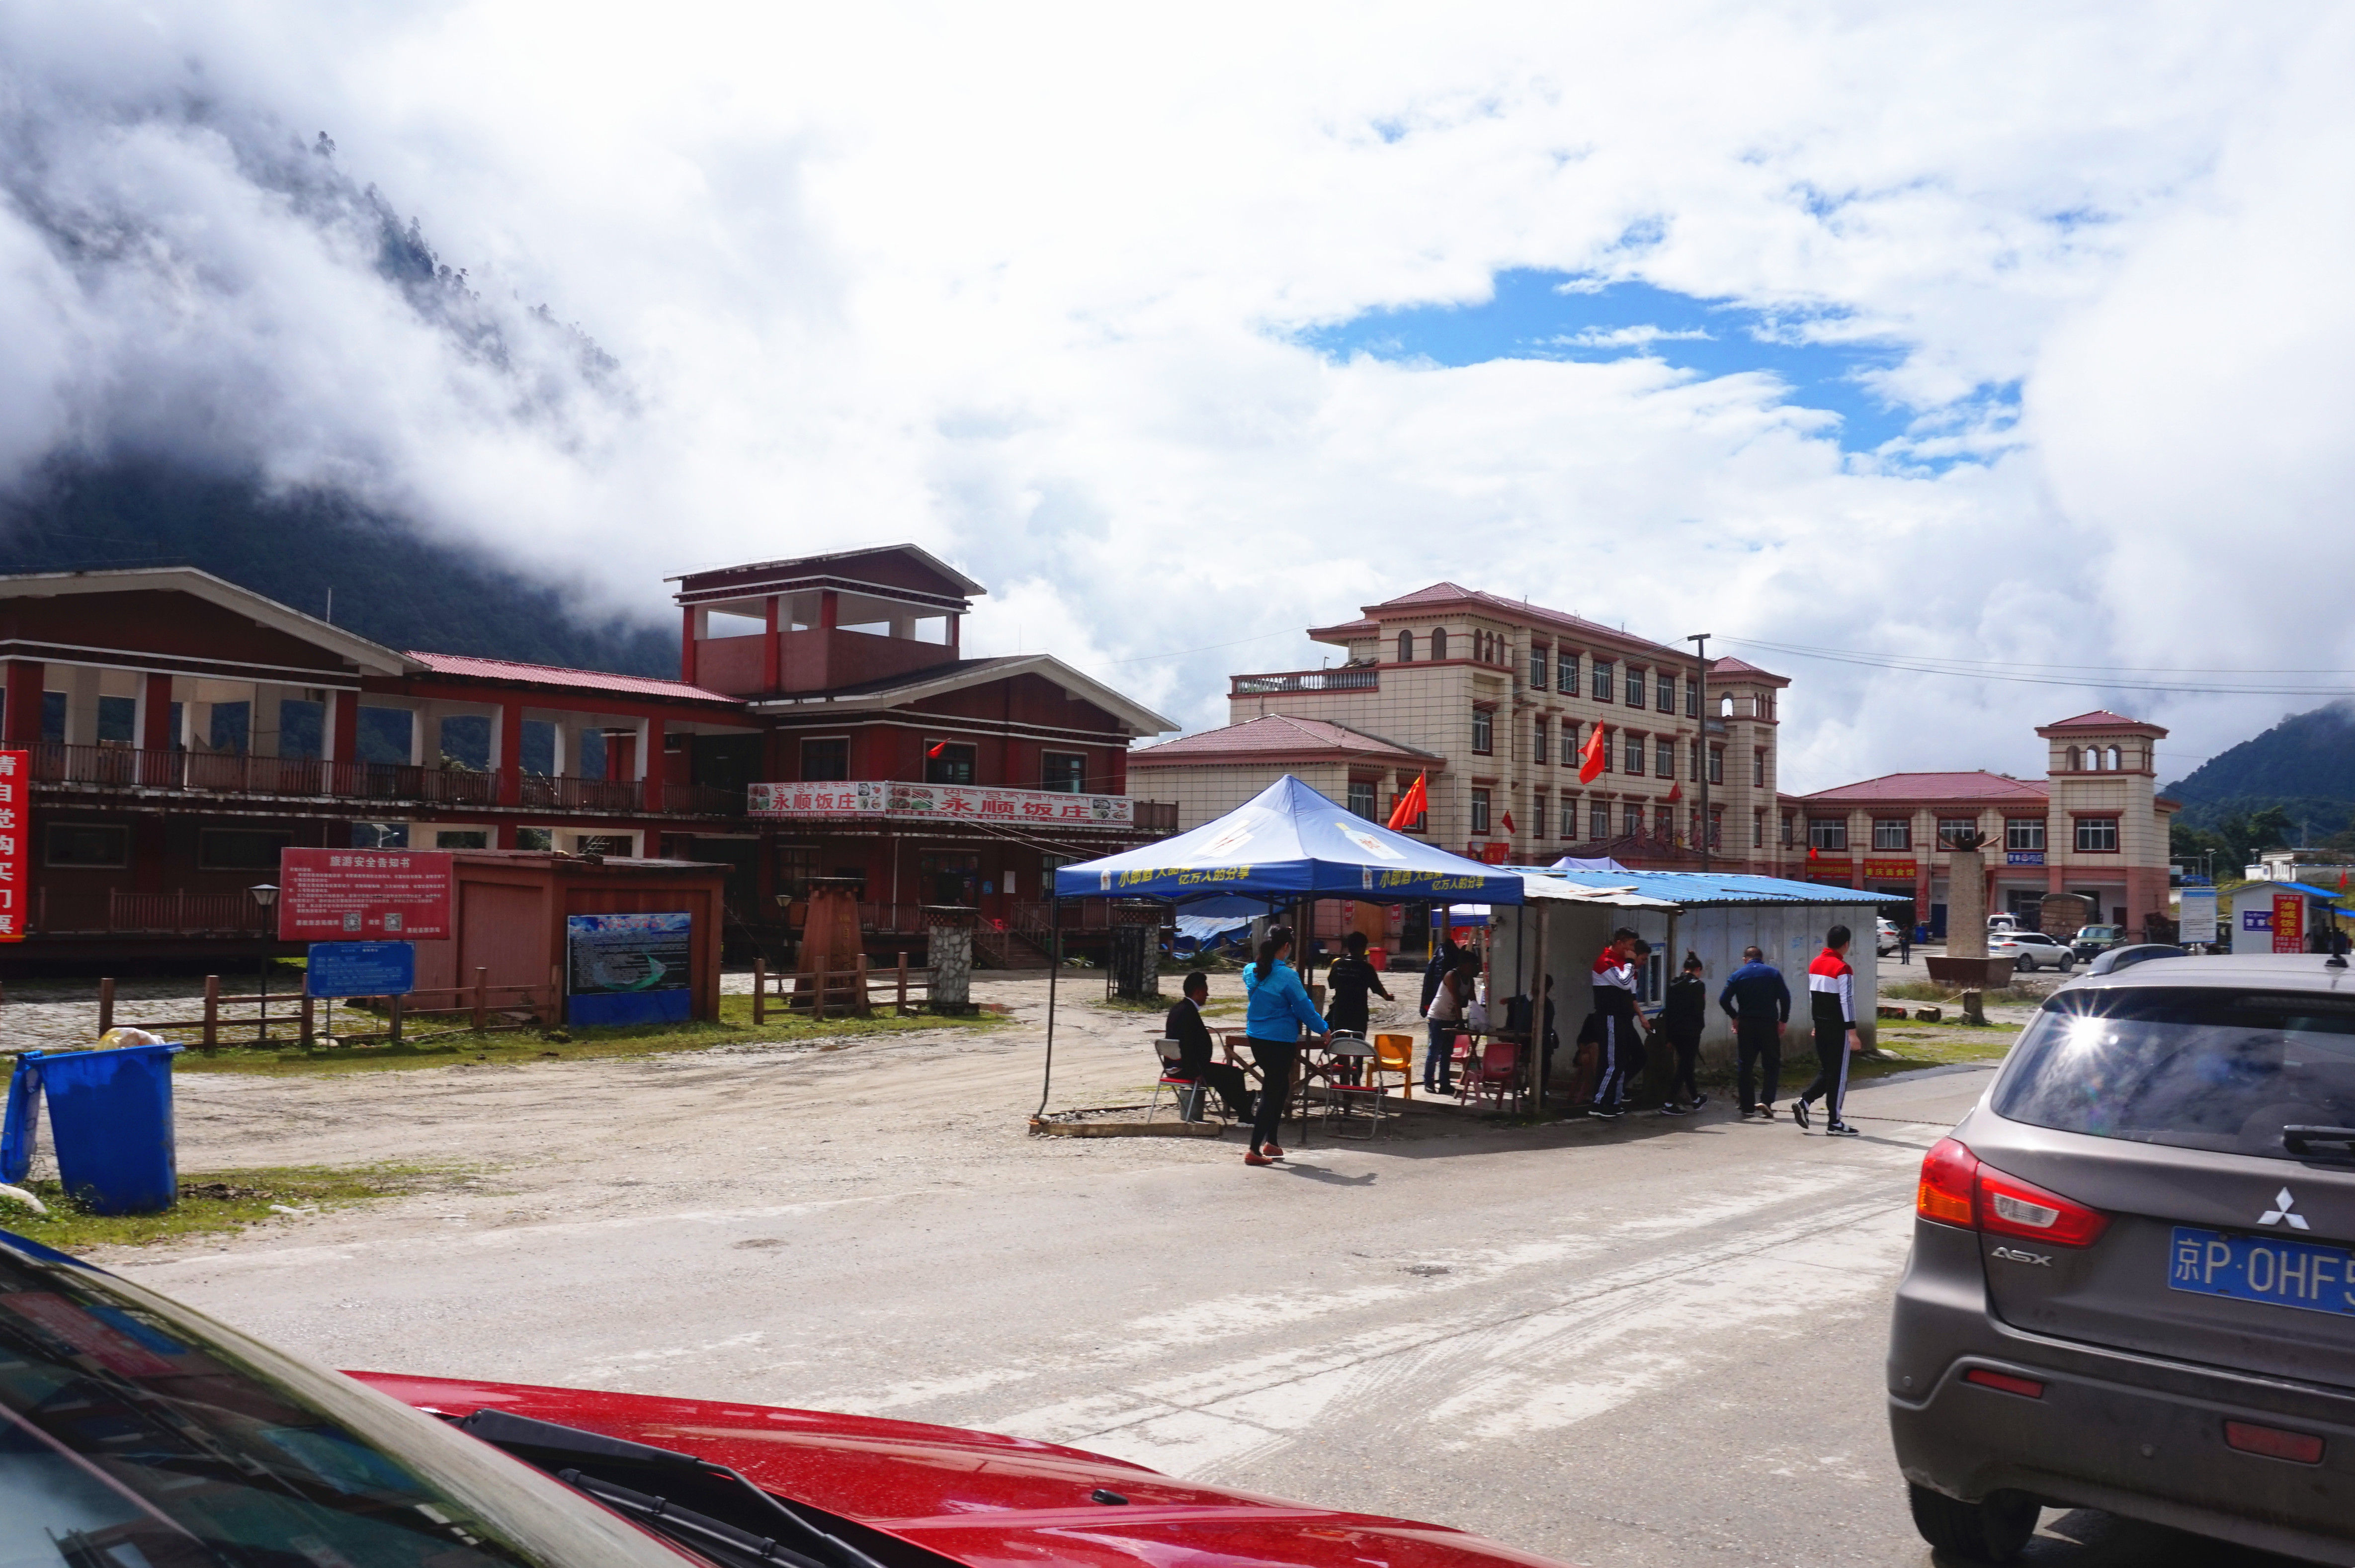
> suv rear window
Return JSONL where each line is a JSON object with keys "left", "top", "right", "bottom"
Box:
{"left": 1995, "top": 987, "right": 2355, "bottom": 1160}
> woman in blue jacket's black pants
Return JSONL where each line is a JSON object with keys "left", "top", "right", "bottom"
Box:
{"left": 1240, "top": 925, "right": 1330, "bottom": 1166}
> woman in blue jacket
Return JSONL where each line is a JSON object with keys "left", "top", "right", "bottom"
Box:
{"left": 1240, "top": 924, "right": 1330, "bottom": 1165}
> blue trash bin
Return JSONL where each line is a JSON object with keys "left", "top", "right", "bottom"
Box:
{"left": 19, "top": 1044, "right": 184, "bottom": 1215}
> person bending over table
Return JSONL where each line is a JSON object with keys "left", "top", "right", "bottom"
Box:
{"left": 1240, "top": 924, "right": 1330, "bottom": 1167}
{"left": 1323, "top": 931, "right": 1393, "bottom": 1081}
{"left": 1163, "top": 971, "right": 1255, "bottom": 1122}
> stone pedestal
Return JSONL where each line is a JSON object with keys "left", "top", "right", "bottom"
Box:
{"left": 925, "top": 905, "right": 977, "bottom": 1014}
{"left": 1947, "top": 850, "right": 1988, "bottom": 958}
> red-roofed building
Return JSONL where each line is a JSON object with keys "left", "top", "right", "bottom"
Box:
{"left": 1780, "top": 713, "right": 2181, "bottom": 936}
{"left": 0, "top": 552, "right": 1174, "bottom": 959}
{"left": 1136, "top": 581, "right": 1791, "bottom": 876}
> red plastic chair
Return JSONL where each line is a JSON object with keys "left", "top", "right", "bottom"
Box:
{"left": 1459, "top": 1038, "right": 1522, "bottom": 1113}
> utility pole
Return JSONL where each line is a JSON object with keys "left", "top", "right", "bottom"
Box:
{"left": 1688, "top": 633, "right": 1711, "bottom": 874}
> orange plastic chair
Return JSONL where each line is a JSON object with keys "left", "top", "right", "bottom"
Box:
{"left": 1371, "top": 1033, "right": 1416, "bottom": 1100}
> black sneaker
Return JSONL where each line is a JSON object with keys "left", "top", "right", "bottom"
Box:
{"left": 1828, "top": 1121, "right": 1860, "bottom": 1138}
{"left": 1757, "top": 1102, "right": 1776, "bottom": 1120}
{"left": 1593, "top": 1105, "right": 1623, "bottom": 1121}
{"left": 1738, "top": 1105, "right": 1758, "bottom": 1120}
{"left": 1688, "top": 1093, "right": 1709, "bottom": 1111}
{"left": 1790, "top": 1098, "right": 1811, "bottom": 1131}
{"left": 1659, "top": 1102, "right": 1690, "bottom": 1117}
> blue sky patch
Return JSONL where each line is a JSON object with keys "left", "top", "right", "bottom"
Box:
{"left": 1299, "top": 269, "right": 1994, "bottom": 458}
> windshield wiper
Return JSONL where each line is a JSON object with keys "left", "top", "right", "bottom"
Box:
{"left": 556, "top": 1468, "right": 830, "bottom": 1568}
{"left": 456, "top": 1407, "right": 887, "bottom": 1568}
{"left": 2283, "top": 1125, "right": 2355, "bottom": 1158}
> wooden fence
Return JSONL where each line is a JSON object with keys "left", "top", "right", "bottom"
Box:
{"left": 748, "top": 951, "right": 929, "bottom": 1021}
{"left": 84, "top": 968, "right": 561, "bottom": 1050}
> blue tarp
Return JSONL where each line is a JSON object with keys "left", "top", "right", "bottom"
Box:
{"left": 1054, "top": 775, "right": 1525, "bottom": 905}
{"left": 1521, "top": 868, "right": 1899, "bottom": 908}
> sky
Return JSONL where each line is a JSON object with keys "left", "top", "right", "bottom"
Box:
{"left": 2, "top": 3, "right": 2353, "bottom": 792}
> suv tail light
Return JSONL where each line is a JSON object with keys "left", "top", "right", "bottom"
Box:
{"left": 1915, "top": 1137, "right": 2110, "bottom": 1248}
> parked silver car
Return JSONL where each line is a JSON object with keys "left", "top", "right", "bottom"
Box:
{"left": 1886, "top": 953, "right": 2355, "bottom": 1561}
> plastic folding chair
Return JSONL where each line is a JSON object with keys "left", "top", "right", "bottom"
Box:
{"left": 1145, "top": 1038, "right": 1227, "bottom": 1126}
{"left": 1322, "top": 1033, "right": 1386, "bottom": 1138}
{"left": 1459, "top": 1037, "right": 1523, "bottom": 1113}
{"left": 1370, "top": 1032, "right": 1416, "bottom": 1101}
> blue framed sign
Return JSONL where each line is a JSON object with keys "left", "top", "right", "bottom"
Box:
{"left": 567, "top": 912, "right": 693, "bottom": 1026}
{"left": 306, "top": 941, "right": 417, "bottom": 998}
{"left": 2005, "top": 851, "right": 2045, "bottom": 866}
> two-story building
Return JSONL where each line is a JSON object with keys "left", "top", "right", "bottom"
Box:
{"left": 0, "top": 546, "right": 1173, "bottom": 962}
{"left": 1130, "top": 580, "right": 1792, "bottom": 874}
{"left": 1784, "top": 710, "right": 2180, "bottom": 935}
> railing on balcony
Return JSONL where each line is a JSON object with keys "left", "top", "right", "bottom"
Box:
{"left": 30, "top": 888, "right": 274, "bottom": 936}
{"left": 1229, "top": 667, "right": 1380, "bottom": 696}
{"left": 518, "top": 773, "right": 645, "bottom": 812}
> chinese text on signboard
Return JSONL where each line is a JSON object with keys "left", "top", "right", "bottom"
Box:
{"left": 2273, "top": 892, "right": 2306, "bottom": 955}
{"left": 0, "top": 750, "right": 23, "bottom": 942}
{"left": 567, "top": 911, "right": 693, "bottom": 1026}
{"left": 748, "top": 780, "right": 1133, "bottom": 825}
{"left": 2178, "top": 886, "right": 2217, "bottom": 946}
{"left": 278, "top": 848, "right": 454, "bottom": 940}
{"left": 1860, "top": 858, "right": 1917, "bottom": 882}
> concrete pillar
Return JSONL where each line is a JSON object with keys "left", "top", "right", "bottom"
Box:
{"left": 248, "top": 682, "right": 280, "bottom": 757}
{"left": 497, "top": 704, "right": 523, "bottom": 806}
{"left": 61, "top": 664, "right": 100, "bottom": 747}
{"left": 925, "top": 905, "right": 976, "bottom": 1014}
{"left": 641, "top": 716, "right": 665, "bottom": 812}
{"left": 818, "top": 590, "right": 840, "bottom": 631}
{"left": 762, "top": 596, "right": 781, "bottom": 694}
{"left": 140, "top": 673, "right": 174, "bottom": 753}
{"left": 680, "top": 606, "right": 701, "bottom": 684}
{"left": 1948, "top": 849, "right": 1988, "bottom": 958}
{"left": 329, "top": 688, "right": 358, "bottom": 766}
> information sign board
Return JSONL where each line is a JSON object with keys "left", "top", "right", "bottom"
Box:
{"left": 2274, "top": 892, "right": 2306, "bottom": 955}
{"left": 306, "top": 942, "right": 418, "bottom": 998}
{"left": 279, "top": 849, "right": 454, "bottom": 940}
{"left": 0, "top": 750, "right": 24, "bottom": 942}
{"left": 748, "top": 780, "right": 1133, "bottom": 826}
{"left": 2178, "top": 886, "right": 2217, "bottom": 946}
{"left": 567, "top": 911, "right": 693, "bottom": 1026}
{"left": 1861, "top": 857, "right": 1917, "bottom": 882}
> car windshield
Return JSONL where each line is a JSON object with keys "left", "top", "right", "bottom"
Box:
{"left": 0, "top": 1233, "right": 686, "bottom": 1568}
{"left": 1993, "top": 986, "right": 2355, "bottom": 1160}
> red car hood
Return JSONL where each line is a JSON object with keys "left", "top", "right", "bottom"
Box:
{"left": 350, "top": 1372, "right": 1577, "bottom": 1568}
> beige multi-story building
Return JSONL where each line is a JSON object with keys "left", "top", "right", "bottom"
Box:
{"left": 1784, "top": 710, "right": 2180, "bottom": 935}
{"left": 1129, "top": 581, "right": 1791, "bottom": 873}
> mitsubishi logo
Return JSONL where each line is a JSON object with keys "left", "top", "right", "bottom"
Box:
{"left": 2259, "top": 1188, "right": 2312, "bottom": 1231}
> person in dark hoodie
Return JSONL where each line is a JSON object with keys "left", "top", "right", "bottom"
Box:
{"left": 1656, "top": 952, "right": 1709, "bottom": 1116}
{"left": 1718, "top": 944, "right": 1792, "bottom": 1120}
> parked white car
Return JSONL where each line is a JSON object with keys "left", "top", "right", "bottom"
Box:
{"left": 1876, "top": 917, "right": 1900, "bottom": 956}
{"left": 1991, "top": 929, "right": 2074, "bottom": 972}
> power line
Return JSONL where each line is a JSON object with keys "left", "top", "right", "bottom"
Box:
{"left": 1722, "top": 637, "right": 2355, "bottom": 699}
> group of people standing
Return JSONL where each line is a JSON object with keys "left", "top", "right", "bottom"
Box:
{"left": 1166, "top": 915, "right": 1867, "bottom": 1168}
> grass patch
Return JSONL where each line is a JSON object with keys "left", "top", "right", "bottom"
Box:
{"left": 41, "top": 993, "right": 1007, "bottom": 1078}
{"left": 1882, "top": 979, "right": 2047, "bottom": 1009}
{"left": 0, "top": 1163, "right": 456, "bottom": 1252}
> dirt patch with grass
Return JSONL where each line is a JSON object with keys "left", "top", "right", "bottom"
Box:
{"left": 0, "top": 1163, "right": 461, "bottom": 1251}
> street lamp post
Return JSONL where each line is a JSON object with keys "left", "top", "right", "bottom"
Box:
{"left": 249, "top": 884, "right": 279, "bottom": 1045}
{"left": 1687, "top": 634, "right": 1711, "bottom": 874}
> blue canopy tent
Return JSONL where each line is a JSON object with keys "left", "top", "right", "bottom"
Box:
{"left": 1035, "top": 776, "right": 1523, "bottom": 1116}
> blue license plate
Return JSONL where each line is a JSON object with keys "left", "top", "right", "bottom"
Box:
{"left": 2170, "top": 1226, "right": 2355, "bottom": 1318}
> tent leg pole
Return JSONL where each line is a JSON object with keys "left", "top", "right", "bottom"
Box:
{"left": 1035, "top": 897, "right": 1063, "bottom": 1120}
{"left": 1533, "top": 907, "right": 1548, "bottom": 1111}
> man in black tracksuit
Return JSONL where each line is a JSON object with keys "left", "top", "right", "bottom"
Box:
{"left": 1717, "top": 943, "right": 1791, "bottom": 1120}
{"left": 1656, "top": 953, "right": 1709, "bottom": 1116}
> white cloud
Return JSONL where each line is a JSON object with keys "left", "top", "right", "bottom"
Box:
{"left": 0, "top": 1, "right": 2350, "bottom": 787}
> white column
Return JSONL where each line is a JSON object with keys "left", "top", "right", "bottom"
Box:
{"left": 62, "top": 664, "right": 100, "bottom": 746}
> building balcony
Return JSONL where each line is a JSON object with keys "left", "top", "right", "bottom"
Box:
{"left": 30, "top": 888, "right": 276, "bottom": 937}
{"left": 1230, "top": 667, "right": 1379, "bottom": 697}
{"left": 23, "top": 743, "right": 742, "bottom": 819}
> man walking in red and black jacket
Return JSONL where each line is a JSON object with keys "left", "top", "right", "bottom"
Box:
{"left": 1791, "top": 924, "right": 1861, "bottom": 1138}
{"left": 1585, "top": 927, "right": 1644, "bottom": 1120}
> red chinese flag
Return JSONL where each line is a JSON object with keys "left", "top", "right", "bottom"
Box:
{"left": 1502, "top": 810, "right": 1516, "bottom": 835}
{"left": 1665, "top": 780, "right": 1682, "bottom": 804}
{"left": 1577, "top": 724, "right": 1607, "bottom": 783}
{"left": 926, "top": 741, "right": 948, "bottom": 758}
{"left": 1386, "top": 773, "right": 1428, "bottom": 831}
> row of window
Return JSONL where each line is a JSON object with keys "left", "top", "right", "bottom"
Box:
{"left": 799, "top": 738, "right": 1093, "bottom": 793}
{"left": 1795, "top": 816, "right": 2117, "bottom": 853}
{"left": 1392, "top": 635, "right": 1770, "bottom": 722}
{"left": 38, "top": 821, "right": 642, "bottom": 868}
{"left": 1477, "top": 714, "right": 1740, "bottom": 784}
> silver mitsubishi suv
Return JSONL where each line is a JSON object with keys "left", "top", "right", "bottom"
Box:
{"left": 1888, "top": 952, "right": 2355, "bottom": 1562}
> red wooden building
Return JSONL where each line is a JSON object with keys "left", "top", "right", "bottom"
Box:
{"left": 0, "top": 547, "right": 1173, "bottom": 963}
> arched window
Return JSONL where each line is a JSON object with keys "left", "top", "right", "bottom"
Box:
{"left": 2106, "top": 745, "right": 2121, "bottom": 771}
{"left": 1432, "top": 628, "right": 1449, "bottom": 660}
{"left": 1396, "top": 631, "right": 1413, "bottom": 663}
{"left": 2065, "top": 747, "right": 2081, "bottom": 772}
{"left": 1719, "top": 693, "right": 1735, "bottom": 718}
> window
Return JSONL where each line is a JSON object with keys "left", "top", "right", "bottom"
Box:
{"left": 925, "top": 741, "right": 976, "bottom": 785}
{"left": 45, "top": 823, "right": 128, "bottom": 868}
{"left": 1432, "top": 628, "right": 1449, "bottom": 660}
{"left": 1559, "top": 720, "right": 1578, "bottom": 765}
{"left": 1470, "top": 787, "right": 1491, "bottom": 833}
{"left": 1752, "top": 809, "right": 1765, "bottom": 848}
{"left": 1529, "top": 645, "right": 1548, "bottom": 686}
{"left": 2065, "top": 746, "right": 2081, "bottom": 771}
{"left": 1686, "top": 680, "right": 1699, "bottom": 718}
{"left": 1041, "top": 752, "right": 1087, "bottom": 793}
{"left": 96, "top": 695, "right": 137, "bottom": 745}
{"left": 1532, "top": 791, "right": 1548, "bottom": 837}
{"left": 801, "top": 738, "right": 850, "bottom": 781}
{"left": 1872, "top": 819, "right": 1911, "bottom": 850}
{"left": 1397, "top": 630, "right": 1414, "bottom": 662}
{"left": 2006, "top": 817, "right": 2046, "bottom": 851}
{"left": 208, "top": 700, "right": 251, "bottom": 755}
{"left": 1470, "top": 707, "right": 1494, "bottom": 754}
{"left": 2106, "top": 746, "right": 2122, "bottom": 770}
{"left": 1599, "top": 728, "right": 1615, "bottom": 772}
{"left": 1753, "top": 749, "right": 1766, "bottom": 787}
{"left": 1809, "top": 818, "right": 1848, "bottom": 850}
{"left": 1624, "top": 803, "right": 1645, "bottom": 837}
{"left": 1782, "top": 812, "right": 1795, "bottom": 847}
{"left": 1623, "top": 732, "right": 1643, "bottom": 775}
{"left": 1557, "top": 651, "right": 1578, "bottom": 694}
{"left": 437, "top": 714, "right": 490, "bottom": 771}
{"left": 435, "top": 829, "right": 489, "bottom": 849}
{"left": 1655, "top": 739, "right": 1674, "bottom": 777}
{"left": 197, "top": 828, "right": 291, "bottom": 871}
{"left": 1561, "top": 798, "right": 1579, "bottom": 838}
{"left": 1346, "top": 779, "right": 1377, "bottom": 820}
{"left": 39, "top": 690, "right": 65, "bottom": 744}
{"left": 1532, "top": 718, "right": 1548, "bottom": 765}
{"left": 1936, "top": 817, "right": 1978, "bottom": 848}
{"left": 1707, "top": 745, "right": 1723, "bottom": 785}
{"left": 516, "top": 827, "right": 554, "bottom": 850}
{"left": 1590, "top": 801, "right": 1610, "bottom": 839}
{"left": 1592, "top": 660, "right": 1614, "bottom": 702}
{"left": 1626, "top": 667, "right": 1646, "bottom": 709}
{"left": 2076, "top": 816, "right": 2119, "bottom": 852}
{"left": 1657, "top": 674, "right": 1675, "bottom": 714}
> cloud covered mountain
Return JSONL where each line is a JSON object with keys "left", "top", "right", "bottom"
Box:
{"left": 2164, "top": 703, "right": 2355, "bottom": 835}
{"left": 2, "top": 4, "right": 2354, "bottom": 786}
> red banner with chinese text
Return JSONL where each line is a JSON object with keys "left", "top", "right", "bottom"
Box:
{"left": 0, "top": 750, "right": 23, "bottom": 942}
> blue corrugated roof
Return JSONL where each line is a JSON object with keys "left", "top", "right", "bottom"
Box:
{"left": 2272, "top": 881, "right": 2354, "bottom": 902}
{"left": 1511, "top": 868, "right": 1899, "bottom": 908}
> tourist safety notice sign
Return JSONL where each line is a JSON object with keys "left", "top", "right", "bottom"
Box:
{"left": 278, "top": 848, "right": 455, "bottom": 940}
{"left": 0, "top": 750, "right": 24, "bottom": 942}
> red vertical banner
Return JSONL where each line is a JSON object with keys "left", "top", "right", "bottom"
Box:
{"left": 0, "top": 749, "right": 24, "bottom": 942}
{"left": 2273, "top": 893, "right": 2305, "bottom": 955}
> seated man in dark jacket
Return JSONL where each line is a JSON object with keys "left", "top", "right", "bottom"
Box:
{"left": 1163, "top": 971, "right": 1254, "bottom": 1121}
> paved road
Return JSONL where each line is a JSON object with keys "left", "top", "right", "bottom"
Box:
{"left": 113, "top": 978, "right": 2293, "bottom": 1568}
